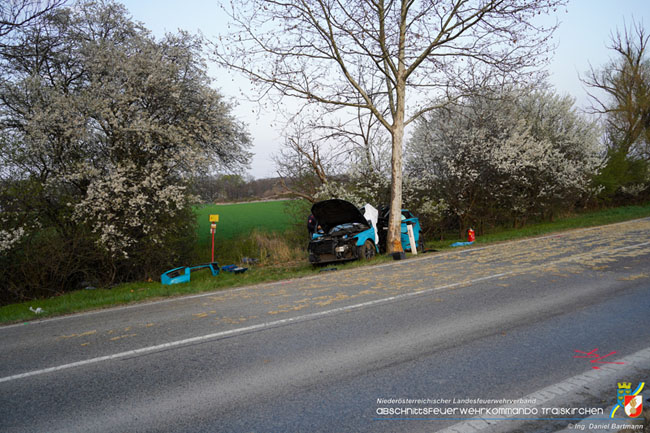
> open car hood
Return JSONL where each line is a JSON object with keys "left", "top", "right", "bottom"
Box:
{"left": 311, "top": 199, "right": 370, "bottom": 233}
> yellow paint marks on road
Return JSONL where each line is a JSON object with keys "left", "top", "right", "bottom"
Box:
{"left": 314, "top": 292, "right": 350, "bottom": 307}
{"left": 356, "top": 289, "right": 377, "bottom": 296}
{"left": 58, "top": 330, "right": 97, "bottom": 339}
{"left": 81, "top": 342, "right": 90, "bottom": 347}
{"left": 215, "top": 316, "right": 249, "bottom": 325}
{"left": 620, "top": 273, "right": 649, "bottom": 281}
{"left": 293, "top": 298, "right": 312, "bottom": 304}
{"left": 267, "top": 300, "right": 311, "bottom": 315}
{"left": 110, "top": 333, "right": 137, "bottom": 341}
{"left": 268, "top": 289, "right": 288, "bottom": 297}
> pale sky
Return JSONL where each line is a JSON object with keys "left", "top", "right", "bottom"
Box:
{"left": 120, "top": 0, "right": 650, "bottom": 179}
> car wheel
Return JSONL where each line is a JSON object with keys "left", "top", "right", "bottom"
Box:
{"left": 360, "top": 240, "right": 376, "bottom": 260}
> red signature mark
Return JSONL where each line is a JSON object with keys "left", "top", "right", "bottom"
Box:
{"left": 574, "top": 349, "right": 625, "bottom": 369}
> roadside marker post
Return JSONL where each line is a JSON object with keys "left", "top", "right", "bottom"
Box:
{"left": 406, "top": 223, "right": 417, "bottom": 255}
{"left": 209, "top": 214, "right": 219, "bottom": 262}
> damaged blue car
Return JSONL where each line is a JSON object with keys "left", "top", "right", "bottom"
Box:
{"left": 308, "top": 199, "right": 423, "bottom": 264}
{"left": 308, "top": 199, "right": 379, "bottom": 264}
{"left": 377, "top": 207, "right": 424, "bottom": 254}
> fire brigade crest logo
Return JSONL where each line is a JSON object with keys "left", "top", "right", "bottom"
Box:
{"left": 610, "top": 382, "right": 644, "bottom": 418}
{"left": 624, "top": 395, "right": 643, "bottom": 418}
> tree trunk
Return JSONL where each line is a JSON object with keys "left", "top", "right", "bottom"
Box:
{"left": 386, "top": 2, "right": 407, "bottom": 255}
{"left": 387, "top": 118, "right": 404, "bottom": 253}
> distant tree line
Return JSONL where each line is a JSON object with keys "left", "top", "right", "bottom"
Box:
{"left": 191, "top": 175, "right": 297, "bottom": 203}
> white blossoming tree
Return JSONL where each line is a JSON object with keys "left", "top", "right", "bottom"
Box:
{"left": 407, "top": 87, "right": 602, "bottom": 234}
{"left": 0, "top": 1, "right": 250, "bottom": 302}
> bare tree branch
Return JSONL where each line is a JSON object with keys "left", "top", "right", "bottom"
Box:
{"left": 214, "top": 0, "right": 566, "bottom": 252}
{"left": 582, "top": 19, "right": 650, "bottom": 157}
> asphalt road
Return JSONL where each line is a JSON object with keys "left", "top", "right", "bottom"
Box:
{"left": 1, "top": 219, "right": 649, "bottom": 432}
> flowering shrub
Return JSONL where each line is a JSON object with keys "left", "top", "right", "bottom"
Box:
{"left": 0, "top": 2, "right": 250, "bottom": 302}
{"left": 0, "top": 226, "right": 25, "bottom": 254}
{"left": 407, "top": 88, "right": 603, "bottom": 231}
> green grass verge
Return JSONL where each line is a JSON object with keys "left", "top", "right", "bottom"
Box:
{"left": 426, "top": 203, "right": 650, "bottom": 250}
{"left": 0, "top": 256, "right": 393, "bottom": 324}
{"left": 195, "top": 200, "right": 294, "bottom": 244}
{"left": 2, "top": 203, "right": 649, "bottom": 325}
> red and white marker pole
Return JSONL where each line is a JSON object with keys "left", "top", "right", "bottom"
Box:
{"left": 210, "top": 222, "right": 216, "bottom": 262}
{"left": 209, "top": 214, "right": 219, "bottom": 263}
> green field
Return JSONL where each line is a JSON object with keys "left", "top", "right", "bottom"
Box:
{"left": 193, "top": 199, "right": 309, "bottom": 265}
{"left": 195, "top": 200, "right": 297, "bottom": 245}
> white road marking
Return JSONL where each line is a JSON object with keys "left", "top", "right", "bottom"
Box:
{"left": 2, "top": 239, "right": 649, "bottom": 384}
